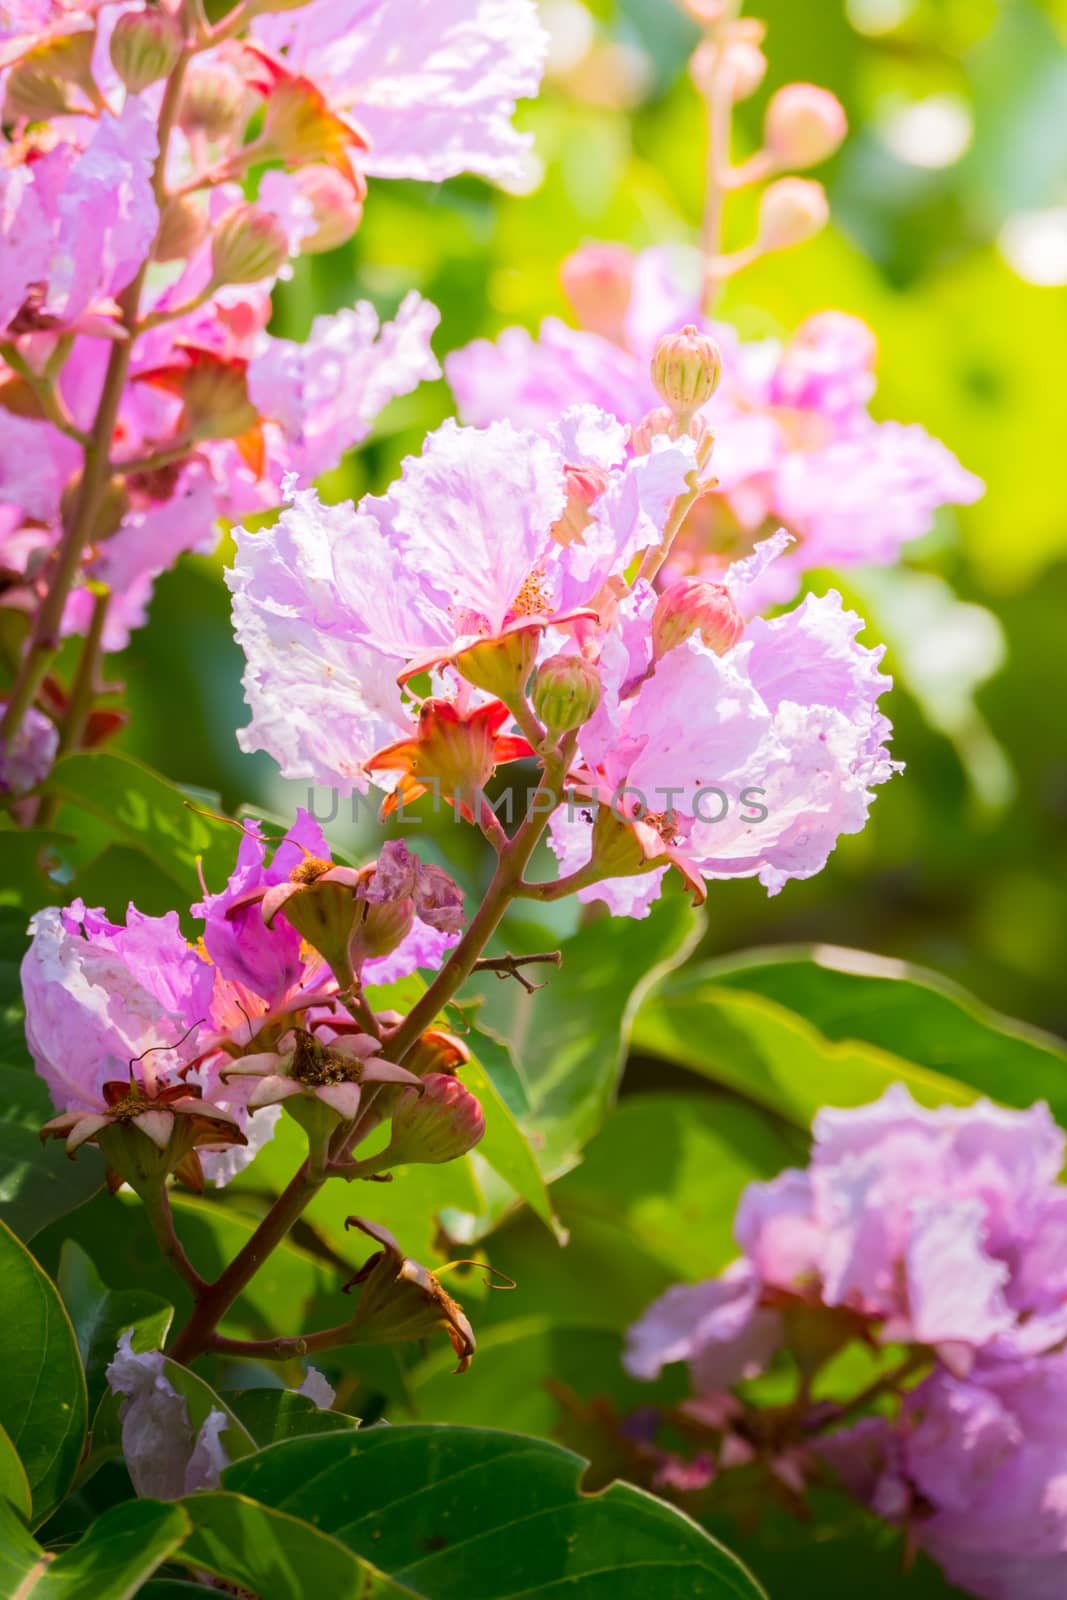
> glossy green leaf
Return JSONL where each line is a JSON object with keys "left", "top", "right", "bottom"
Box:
{"left": 220, "top": 1426, "right": 768, "bottom": 1598}
{"left": 0, "top": 1421, "right": 31, "bottom": 1519}
{"left": 0, "top": 1494, "right": 189, "bottom": 1598}
{"left": 471, "top": 889, "right": 701, "bottom": 1173}
{"left": 632, "top": 979, "right": 972, "bottom": 1129}
{"left": 38, "top": 751, "right": 238, "bottom": 906}
{"left": 228, "top": 1387, "right": 360, "bottom": 1446}
{"left": 57, "top": 1241, "right": 174, "bottom": 1415}
{"left": 0, "top": 1219, "right": 87, "bottom": 1527}
{"left": 178, "top": 1490, "right": 413, "bottom": 1599}
{"left": 693, "top": 944, "right": 1067, "bottom": 1118}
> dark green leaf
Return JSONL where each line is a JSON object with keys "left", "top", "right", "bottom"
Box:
{"left": 221, "top": 1426, "right": 768, "bottom": 1598}
{"left": 0, "top": 1219, "right": 87, "bottom": 1527}
{"left": 179, "top": 1489, "right": 414, "bottom": 1598}
{"left": 57, "top": 1242, "right": 173, "bottom": 1415}
{"left": 229, "top": 1387, "right": 360, "bottom": 1446}
{"left": 0, "top": 1494, "right": 189, "bottom": 1598}
{"left": 0, "top": 1421, "right": 31, "bottom": 1519}
{"left": 0, "top": 1119, "right": 105, "bottom": 1242}
{"left": 692, "top": 944, "right": 1067, "bottom": 1117}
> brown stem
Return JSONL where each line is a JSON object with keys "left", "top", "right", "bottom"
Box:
{"left": 0, "top": 343, "right": 91, "bottom": 446}
{"left": 471, "top": 950, "right": 562, "bottom": 992}
{"left": 0, "top": 52, "right": 192, "bottom": 754}
{"left": 804, "top": 1351, "right": 929, "bottom": 1436}
{"left": 142, "top": 1184, "right": 208, "bottom": 1297}
{"left": 168, "top": 1162, "right": 320, "bottom": 1364}
{"left": 205, "top": 1323, "right": 357, "bottom": 1360}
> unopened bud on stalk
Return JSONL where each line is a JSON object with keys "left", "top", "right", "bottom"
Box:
{"left": 4, "top": 30, "right": 98, "bottom": 121}
{"left": 690, "top": 38, "right": 766, "bottom": 102}
{"left": 109, "top": 9, "right": 184, "bottom": 94}
{"left": 154, "top": 196, "right": 208, "bottom": 263}
{"left": 179, "top": 62, "right": 246, "bottom": 141}
{"left": 560, "top": 243, "right": 634, "bottom": 341}
{"left": 532, "top": 654, "right": 601, "bottom": 733}
{"left": 652, "top": 577, "right": 744, "bottom": 659}
{"left": 764, "top": 84, "right": 847, "bottom": 168}
{"left": 210, "top": 202, "right": 290, "bottom": 287}
{"left": 292, "top": 165, "right": 366, "bottom": 254}
{"left": 385, "top": 1074, "right": 485, "bottom": 1166}
{"left": 756, "top": 178, "right": 829, "bottom": 252}
{"left": 651, "top": 325, "right": 723, "bottom": 425}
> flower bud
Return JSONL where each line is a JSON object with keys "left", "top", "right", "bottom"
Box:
{"left": 61, "top": 471, "right": 130, "bottom": 543}
{"left": 650, "top": 325, "right": 723, "bottom": 424}
{"left": 348, "top": 893, "right": 415, "bottom": 970}
{"left": 109, "top": 9, "right": 184, "bottom": 95}
{"left": 756, "top": 178, "right": 829, "bottom": 253}
{"left": 764, "top": 84, "right": 847, "bottom": 169}
{"left": 4, "top": 30, "right": 98, "bottom": 121}
{"left": 652, "top": 577, "right": 744, "bottom": 659}
{"left": 560, "top": 243, "right": 634, "bottom": 341}
{"left": 210, "top": 202, "right": 290, "bottom": 287}
{"left": 404, "top": 1029, "right": 471, "bottom": 1079}
{"left": 179, "top": 62, "right": 246, "bottom": 141}
{"left": 385, "top": 1074, "right": 485, "bottom": 1167}
{"left": 154, "top": 196, "right": 209, "bottom": 264}
{"left": 341, "top": 1217, "right": 476, "bottom": 1371}
{"left": 261, "top": 859, "right": 362, "bottom": 987}
{"left": 291, "top": 165, "right": 365, "bottom": 254}
{"left": 682, "top": 0, "right": 727, "bottom": 21}
{"left": 551, "top": 464, "right": 610, "bottom": 546}
{"left": 532, "top": 654, "right": 601, "bottom": 733}
{"left": 690, "top": 39, "right": 766, "bottom": 102}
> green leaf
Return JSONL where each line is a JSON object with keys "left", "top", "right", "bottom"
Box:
{"left": 632, "top": 978, "right": 973, "bottom": 1130}
{"left": 38, "top": 751, "right": 238, "bottom": 907}
{"left": 0, "top": 1495, "right": 190, "bottom": 1598}
{"left": 0, "top": 1219, "right": 87, "bottom": 1527}
{"left": 178, "top": 1490, "right": 413, "bottom": 1599}
{"left": 691, "top": 944, "right": 1067, "bottom": 1119}
{"left": 0, "top": 1422, "right": 31, "bottom": 1519}
{"left": 220, "top": 1426, "right": 767, "bottom": 1598}
{"left": 228, "top": 1387, "right": 360, "bottom": 1446}
{"left": 57, "top": 1242, "right": 174, "bottom": 1415}
{"left": 0, "top": 1119, "right": 105, "bottom": 1242}
{"left": 472, "top": 889, "right": 701, "bottom": 1173}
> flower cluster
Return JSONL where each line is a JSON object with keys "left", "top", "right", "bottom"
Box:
{"left": 447, "top": 246, "right": 983, "bottom": 610}
{"left": 229, "top": 387, "right": 899, "bottom": 917}
{"left": 624, "top": 1086, "right": 1067, "bottom": 1599}
{"left": 24, "top": 815, "right": 478, "bottom": 1189}
{"left": 0, "top": 0, "right": 546, "bottom": 783}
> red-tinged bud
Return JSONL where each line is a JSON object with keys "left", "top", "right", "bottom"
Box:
{"left": 757, "top": 178, "right": 829, "bottom": 252}
{"left": 384, "top": 1074, "right": 485, "bottom": 1167}
{"left": 454, "top": 626, "right": 539, "bottom": 701}
{"left": 404, "top": 1028, "right": 471, "bottom": 1079}
{"left": 179, "top": 62, "right": 246, "bottom": 141}
{"left": 765, "top": 84, "right": 847, "bottom": 168}
{"left": 109, "top": 9, "right": 184, "bottom": 95}
{"left": 652, "top": 577, "right": 744, "bottom": 659}
{"left": 631, "top": 406, "right": 713, "bottom": 455}
{"left": 291, "top": 164, "right": 365, "bottom": 254}
{"left": 366, "top": 699, "right": 532, "bottom": 820}
{"left": 651, "top": 325, "right": 723, "bottom": 425}
{"left": 532, "top": 653, "right": 601, "bottom": 733}
{"left": 154, "top": 196, "right": 209, "bottom": 264}
{"left": 551, "top": 464, "right": 610, "bottom": 546}
{"left": 560, "top": 243, "right": 634, "bottom": 341}
{"left": 210, "top": 202, "right": 290, "bottom": 288}
{"left": 4, "top": 29, "right": 98, "bottom": 121}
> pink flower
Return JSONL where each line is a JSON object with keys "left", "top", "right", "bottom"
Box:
{"left": 106, "top": 1332, "right": 230, "bottom": 1499}
{"left": 447, "top": 246, "right": 983, "bottom": 601}
{"left": 624, "top": 1262, "right": 784, "bottom": 1390}
{"left": 227, "top": 414, "right": 694, "bottom": 795}
{"left": 246, "top": 292, "right": 441, "bottom": 479}
{"left": 21, "top": 901, "right": 214, "bottom": 1112}
{"left": 0, "top": 700, "right": 57, "bottom": 793}
{"left": 549, "top": 559, "right": 898, "bottom": 914}
{"left": 252, "top": 0, "right": 548, "bottom": 186}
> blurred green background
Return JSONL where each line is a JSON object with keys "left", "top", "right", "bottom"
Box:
{"left": 114, "top": 0, "right": 1067, "bottom": 1035}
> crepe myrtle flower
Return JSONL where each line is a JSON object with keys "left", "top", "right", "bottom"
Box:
{"left": 227, "top": 411, "right": 696, "bottom": 798}
{"left": 221, "top": 1023, "right": 423, "bottom": 1124}
{"left": 447, "top": 245, "right": 983, "bottom": 608}
{"left": 547, "top": 533, "right": 898, "bottom": 916}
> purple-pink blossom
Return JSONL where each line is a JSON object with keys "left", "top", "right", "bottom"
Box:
{"left": 447, "top": 245, "right": 983, "bottom": 603}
